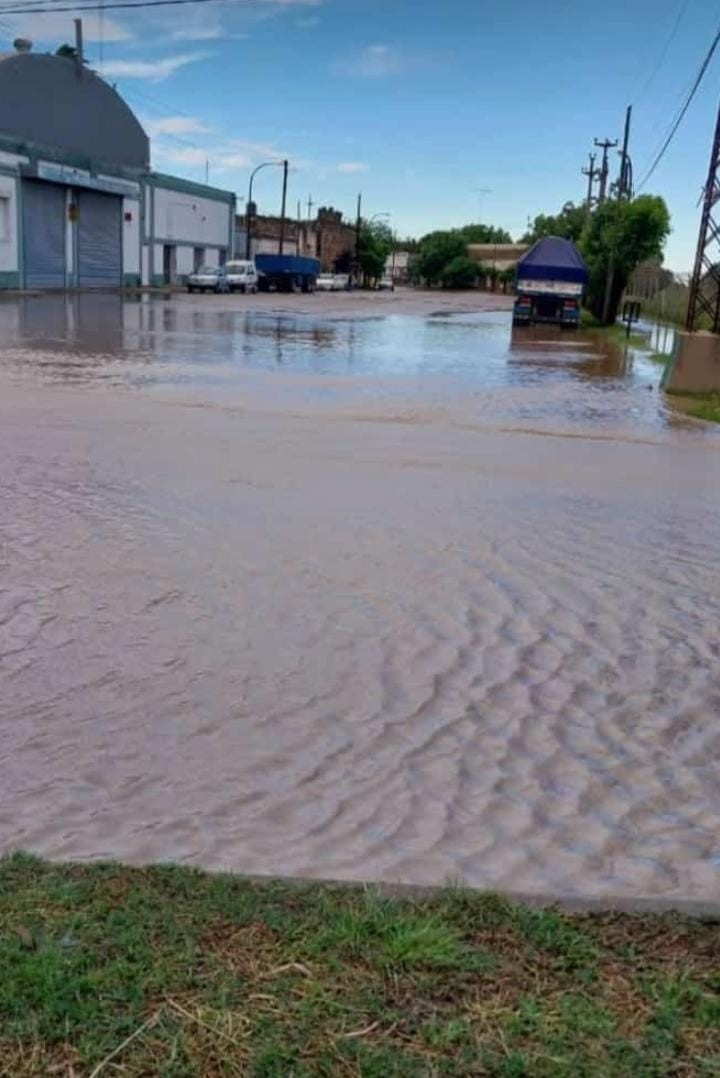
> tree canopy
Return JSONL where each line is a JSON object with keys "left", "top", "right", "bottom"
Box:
{"left": 358, "top": 220, "right": 392, "bottom": 282}
{"left": 522, "top": 203, "right": 586, "bottom": 245}
{"left": 459, "top": 223, "right": 514, "bottom": 244}
{"left": 441, "top": 256, "right": 479, "bottom": 289}
{"left": 414, "top": 223, "right": 514, "bottom": 286}
{"left": 579, "top": 195, "right": 670, "bottom": 323}
{"left": 414, "top": 230, "right": 466, "bottom": 285}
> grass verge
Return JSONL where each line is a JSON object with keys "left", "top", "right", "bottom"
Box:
{"left": 1, "top": 853, "right": 720, "bottom": 1076}
{"left": 666, "top": 389, "right": 720, "bottom": 424}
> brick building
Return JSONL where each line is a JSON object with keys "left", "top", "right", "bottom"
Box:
{"left": 235, "top": 206, "right": 355, "bottom": 271}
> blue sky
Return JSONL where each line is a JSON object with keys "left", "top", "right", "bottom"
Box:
{"left": 2, "top": 0, "right": 719, "bottom": 269}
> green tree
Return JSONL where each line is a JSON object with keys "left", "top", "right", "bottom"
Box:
{"left": 415, "top": 230, "right": 466, "bottom": 285}
{"left": 358, "top": 221, "right": 392, "bottom": 283}
{"left": 440, "top": 256, "right": 479, "bottom": 289}
{"left": 522, "top": 202, "right": 586, "bottom": 245}
{"left": 498, "top": 266, "right": 515, "bottom": 294}
{"left": 459, "top": 223, "right": 514, "bottom": 244}
{"left": 55, "top": 44, "right": 82, "bottom": 61}
{"left": 580, "top": 195, "right": 670, "bottom": 323}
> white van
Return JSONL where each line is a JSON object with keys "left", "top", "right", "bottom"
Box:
{"left": 225, "top": 260, "right": 259, "bottom": 294}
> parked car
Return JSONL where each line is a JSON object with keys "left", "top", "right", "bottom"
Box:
{"left": 187, "top": 266, "right": 229, "bottom": 293}
{"left": 225, "top": 260, "right": 259, "bottom": 293}
{"left": 316, "top": 273, "right": 338, "bottom": 292}
{"left": 316, "top": 272, "right": 351, "bottom": 292}
{"left": 377, "top": 276, "right": 395, "bottom": 291}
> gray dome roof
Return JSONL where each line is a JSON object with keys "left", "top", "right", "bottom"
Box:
{"left": 0, "top": 52, "right": 149, "bottom": 170}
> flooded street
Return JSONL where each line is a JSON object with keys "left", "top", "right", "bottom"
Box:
{"left": 1, "top": 291, "right": 719, "bottom": 900}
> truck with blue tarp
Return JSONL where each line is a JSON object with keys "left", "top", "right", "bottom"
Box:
{"left": 255, "top": 254, "right": 321, "bottom": 293}
{"left": 513, "top": 236, "right": 588, "bottom": 328}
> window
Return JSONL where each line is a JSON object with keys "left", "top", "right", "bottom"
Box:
{"left": 0, "top": 196, "right": 10, "bottom": 242}
{"left": 193, "top": 246, "right": 205, "bottom": 272}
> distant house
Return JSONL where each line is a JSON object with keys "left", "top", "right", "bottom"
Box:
{"left": 384, "top": 250, "right": 413, "bottom": 284}
{"left": 466, "top": 243, "right": 529, "bottom": 274}
{"left": 235, "top": 206, "right": 356, "bottom": 272}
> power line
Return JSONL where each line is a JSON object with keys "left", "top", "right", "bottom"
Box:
{"left": 0, "top": 0, "right": 240, "bottom": 14}
{"left": 634, "top": 0, "right": 692, "bottom": 104}
{"left": 637, "top": 20, "right": 720, "bottom": 190}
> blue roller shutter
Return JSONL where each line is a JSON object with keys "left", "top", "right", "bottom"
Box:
{"left": 22, "top": 180, "right": 66, "bottom": 289}
{"left": 77, "top": 190, "right": 122, "bottom": 288}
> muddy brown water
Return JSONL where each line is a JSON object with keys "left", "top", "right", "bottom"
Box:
{"left": 1, "top": 293, "right": 719, "bottom": 899}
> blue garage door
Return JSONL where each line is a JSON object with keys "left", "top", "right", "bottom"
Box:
{"left": 77, "top": 190, "right": 122, "bottom": 288}
{"left": 22, "top": 180, "right": 66, "bottom": 289}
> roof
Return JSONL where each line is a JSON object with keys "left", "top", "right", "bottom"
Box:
{"left": 517, "top": 236, "right": 588, "bottom": 284}
{"left": 0, "top": 52, "right": 148, "bottom": 170}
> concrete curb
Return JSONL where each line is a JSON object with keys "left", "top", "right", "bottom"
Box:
{"left": 233, "top": 870, "right": 720, "bottom": 920}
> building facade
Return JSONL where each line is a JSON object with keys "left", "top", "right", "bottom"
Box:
{"left": 236, "top": 206, "right": 356, "bottom": 272}
{"left": 0, "top": 41, "right": 234, "bottom": 290}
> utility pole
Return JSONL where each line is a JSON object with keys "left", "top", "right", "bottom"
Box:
{"left": 296, "top": 200, "right": 301, "bottom": 256}
{"left": 278, "top": 158, "right": 289, "bottom": 257}
{"left": 687, "top": 97, "right": 720, "bottom": 332}
{"left": 306, "top": 194, "right": 314, "bottom": 220}
{"left": 581, "top": 152, "right": 599, "bottom": 210}
{"left": 618, "top": 105, "right": 633, "bottom": 199}
{"left": 594, "top": 137, "right": 618, "bottom": 203}
{"left": 599, "top": 108, "right": 633, "bottom": 323}
{"left": 354, "top": 192, "right": 362, "bottom": 286}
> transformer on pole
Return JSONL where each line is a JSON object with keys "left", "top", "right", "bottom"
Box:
{"left": 687, "top": 99, "right": 720, "bottom": 332}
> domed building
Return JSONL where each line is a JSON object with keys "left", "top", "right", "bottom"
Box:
{"left": 0, "top": 35, "right": 234, "bottom": 289}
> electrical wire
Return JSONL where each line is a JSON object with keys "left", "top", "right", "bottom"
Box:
{"left": 634, "top": 0, "right": 692, "bottom": 104}
{"left": 637, "top": 20, "right": 720, "bottom": 191}
{"left": 0, "top": 0, "right": 240, "bottom": 14}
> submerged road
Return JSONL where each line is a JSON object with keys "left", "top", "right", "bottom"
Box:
{"left": 1, "top": 290, "right": 719, "bottom": 900}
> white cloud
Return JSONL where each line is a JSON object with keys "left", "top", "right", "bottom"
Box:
{"left": 4, "top": 12, "right": 132, "bottom": 44}
{"left": 96, "top": 52, "right": 210, "bottom": 82}
{"left": 336, "top": 161, "right": 370, "bottom": 174}
{"left": 169, "top": 25, "right": 226, "bottom": 42}
{"left": 144, "top": 116, "right": 211, "bottom": 137}
{"left": 334, "top": 43, "right": 406, "bottom": 78}
{"left": 215, "top": 152, "right": 253, "bottom": 169}
{"left": 153, "top": 145, "right": 209, "bottom": 167}
{"left": 297, "top": 16, "right": 321, "bottom": 27}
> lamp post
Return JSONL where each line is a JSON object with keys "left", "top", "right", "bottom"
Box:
{"left": 245, "top": 160, "right": 285, "bottom": 260}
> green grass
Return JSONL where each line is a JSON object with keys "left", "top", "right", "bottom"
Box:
{"left": 666, "top": 389, "right": 720, "bottom": 424}
{"left": 1, "top": 854, "right": 720, "bottom": 1075}
{"left": 647, "top": 351, "right": 671, "bottom": 365}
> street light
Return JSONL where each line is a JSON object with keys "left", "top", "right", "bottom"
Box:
{"left": 245, "top": 160, "right": 285, "bottom": 260}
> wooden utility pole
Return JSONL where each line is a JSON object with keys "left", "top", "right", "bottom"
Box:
{"left": 278, "top": 159, "right": 289, "bottom": 256}
{"left": 600, "top": 109, "right": 633, "bottom": 323}
{"left": 594, "top": 137, "right": 618, "bottom": 203}
{"left": 618, "top": 106, "right": 633, "bottom": 199}
{"left": 354, "top": 192, "right": 362, "bottom": 285}
{"left": 582, "top": 152, "right": 599, "bottom": 210}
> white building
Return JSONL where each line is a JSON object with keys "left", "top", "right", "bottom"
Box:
{"left": 0, "top": 38, "right": 234, "bottom": 290}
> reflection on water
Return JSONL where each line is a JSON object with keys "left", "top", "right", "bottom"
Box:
{"left": 0, "top": 294, "right": 697, "bottom": 436}
{"left": 1, "top": 294, "right": 720, "bottom": 900}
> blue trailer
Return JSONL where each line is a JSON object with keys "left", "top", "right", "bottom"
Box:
{"left": 255, "top": 254, "right": 321, "bottom": 294}
{"left": 513, "top": 236, "right": 588, "bottom": 328}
